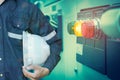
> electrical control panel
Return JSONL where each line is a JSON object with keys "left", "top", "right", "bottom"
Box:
{"left": 76, "top": 4, "right": 120, "bottom": 80}
{"left": 76, "top": 5, "right": 110, "bottom": 74}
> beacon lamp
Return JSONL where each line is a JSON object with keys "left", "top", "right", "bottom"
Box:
{"left": 81, "top": 19, "right": 96, "bottom": 39}
{"left": 67, "top": 21, "right": 83, "bottom": 37}
{"left": 100, "top": 6, "right": 120, "bottom": 38}
{"left": 67, "top": 21, "right": 75, "bottom": 35}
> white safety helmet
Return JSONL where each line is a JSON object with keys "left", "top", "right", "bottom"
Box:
{"left": 23, "top": 31, "right": 50, "bottom": 66}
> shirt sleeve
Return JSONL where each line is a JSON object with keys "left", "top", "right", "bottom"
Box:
{"left": 28, "top": 5, "right": 62, "bottom": 72}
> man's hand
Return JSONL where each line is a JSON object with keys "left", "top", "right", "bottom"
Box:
{"left": 22, "top": 65, "right": 50, "bottom": 80}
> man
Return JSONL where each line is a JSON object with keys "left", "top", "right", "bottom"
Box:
{"left": 0, "top": 0, "right": 62, "bottom": 80}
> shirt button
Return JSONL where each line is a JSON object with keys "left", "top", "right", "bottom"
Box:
{"left": 17, "top": 24, "right": 20, "bottom": 27}
{"left": 0, "top": 58, "right": 2, "bottom": 61}
{"left": 0, "top": 74, "right": 3, "bottom": 77}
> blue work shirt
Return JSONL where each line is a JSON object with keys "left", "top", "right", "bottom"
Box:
{"left": 0, "top": 0, "right": 62, "bottom": 80}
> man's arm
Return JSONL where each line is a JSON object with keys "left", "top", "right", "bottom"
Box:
{"left": 22, "top": 3, "right": 62, "bottom": 80}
